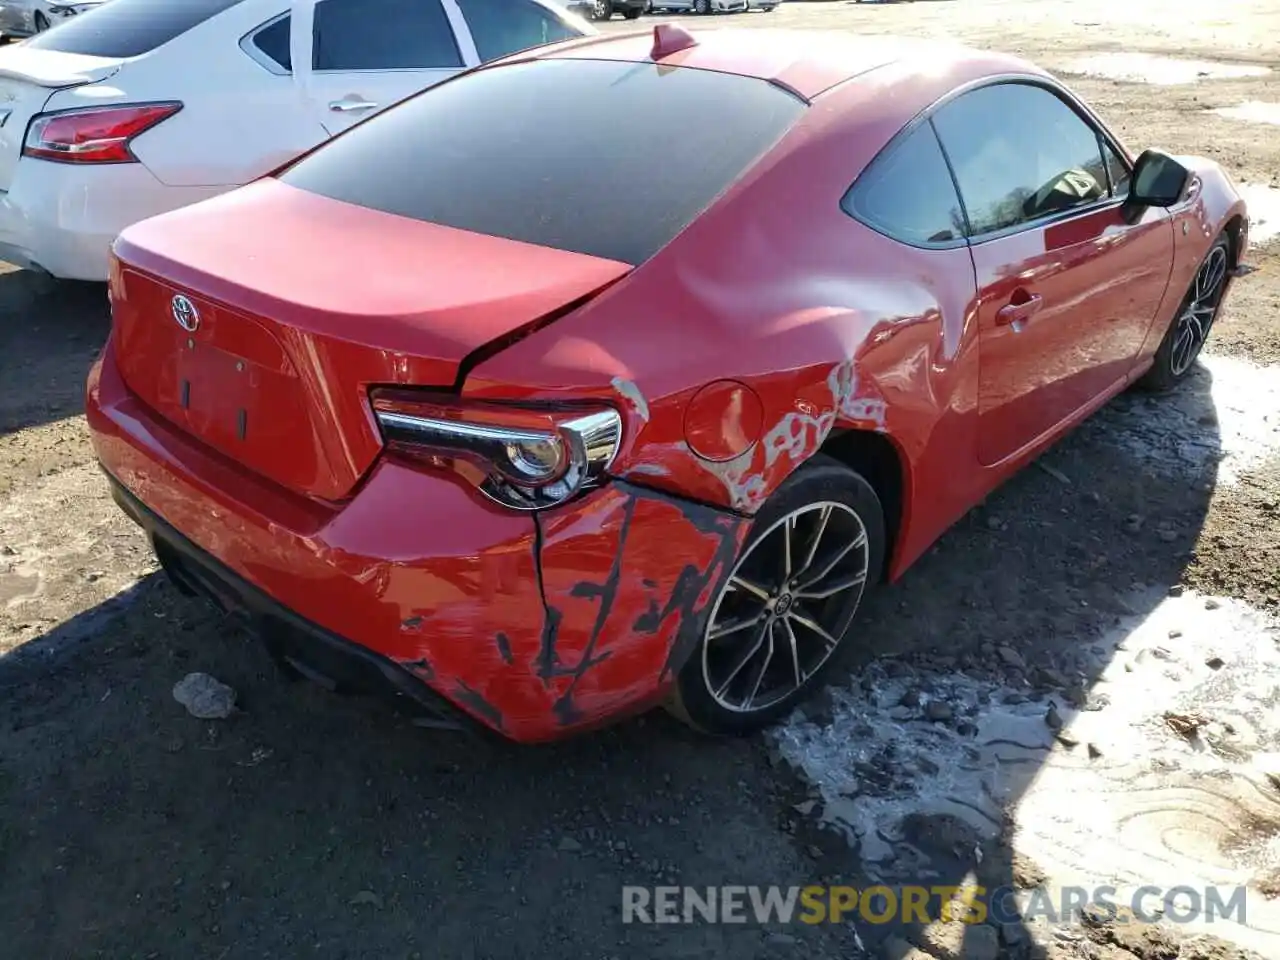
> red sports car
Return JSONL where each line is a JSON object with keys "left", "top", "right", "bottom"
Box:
{"left": 87, "top": 26, "right": 1251, "bottom": 742}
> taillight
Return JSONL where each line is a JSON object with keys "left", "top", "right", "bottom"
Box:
{"left": 23, "top": 102, "right": 182, "bottom": 164}
{"left": 370, "top": 389, "right": 622, "bottom": 511}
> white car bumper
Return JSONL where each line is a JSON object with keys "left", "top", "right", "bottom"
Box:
{"left": 0, "top": 159, "right": 229, "bottom": 281}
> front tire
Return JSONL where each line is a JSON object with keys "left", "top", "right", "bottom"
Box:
{"left": 667, "top": 456, "right": 885, "bottom": 736}
{"left": 1138, "top": 233, "right": 1231, "bottom": 393}
{"left": 694, "top": 0, "right": 713, "bottom": 13}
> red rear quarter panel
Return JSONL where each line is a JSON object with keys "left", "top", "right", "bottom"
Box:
{"left": 467, "top": 54, "right": 1039, "bottom": 577}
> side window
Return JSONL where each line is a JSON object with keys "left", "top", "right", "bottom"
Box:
{"left": 1101, "top": 138, "right": 1131, "bottom": 196}
{"left": 313, "top": 0, "right": 463, "bottom": 70}
{"left": 843, "top": 122, "right": 967, "bottom": 246}
{"left": 251, "top": 15, "right": 290, "bottom": 72}
{"left": 454, "top": 0, "right": 581, "bottom": 63}
{"left": 932, "top": 83, "right": 1109, "bottom": 237}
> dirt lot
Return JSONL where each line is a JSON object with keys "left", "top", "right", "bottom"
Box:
{"left": 1, "top": 2, "right": 1278, "bottom": 958}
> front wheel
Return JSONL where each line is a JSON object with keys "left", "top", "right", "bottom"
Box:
{"left": 666, "top": 456, "right": 885, "bottom": 735}
{"left": 590, "top": 0, "right": 611, "bottom": 19}
{"left": 694, "top": 0, "right": 713, "bottom": 12}
{"left": 1138, "top": 233, "right": 1231, "bottom": 393}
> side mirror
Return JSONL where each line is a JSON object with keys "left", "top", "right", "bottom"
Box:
{"left": 1128, "top": 149, "right": 1190, "bottom": 208}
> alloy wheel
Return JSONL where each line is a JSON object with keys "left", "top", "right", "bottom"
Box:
{"left": 593, "top": 0, "right": 610, "bottom": 18}
{"left": 701, "top": 501, "right": 870, "bottom": 714}
{"left": 1170, "top": 244, "right": 1229, "bottom": 376}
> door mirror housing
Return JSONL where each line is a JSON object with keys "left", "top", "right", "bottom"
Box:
{"left": 1127, "top": 149, "right": 1191, "bottom": 208}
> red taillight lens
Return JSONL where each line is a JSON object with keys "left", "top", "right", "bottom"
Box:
{"left": 23, "top": 102, "right": 182, "bottom": 164}
{"left": 370, "top": 389, "right": 622, "bottom": 511}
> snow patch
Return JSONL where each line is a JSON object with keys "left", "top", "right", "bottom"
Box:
{"left": 1239, "top": 184, "right": 1280, "bottom": 248}
{"left": 1063, "top": 53, "right": 1270, "bottom": 85}
{"left": 1090, "top": 355, "right": 1280, "bottom": 486}
{"left": 773, "top": 591, "right": 1280, "bottom": 954}
{"left": 1214, "top": 101, "right": 1280, "bottom": 127}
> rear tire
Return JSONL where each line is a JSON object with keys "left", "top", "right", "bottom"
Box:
{"left": 666, "top": 455, "right": 885, "bottom": 736}
{"left": 1138, "top": 233, "right": 1231, "bottom": 393}
{"left": 590, "top": 0, "right": 611, "bottom": 19}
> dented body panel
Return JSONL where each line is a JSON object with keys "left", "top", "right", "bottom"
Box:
{"left": 88, "top": 342, "right": 744, "bottom": 741}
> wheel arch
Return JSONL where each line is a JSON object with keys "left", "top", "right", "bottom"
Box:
{"left": 817, "top": 427, "right": 907, "bottom": 583}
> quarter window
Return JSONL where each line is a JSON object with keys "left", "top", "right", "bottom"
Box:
{"left": 314, "top": 0, "right": 462, "bottom": 70}
{"left": 246, "top": 0, "right": 463, "bottom": 73}
{"left": 1101, "top": 138, "right": 1131, "bottom": 196}
{"left": 844, "top": 122, "right": 967, "bottom": 245}
{"left": 454, "top": 0, "right": 581, "bottom": 62}
{"left": 932, "top": 83, "right": 1110, "bottom": 237}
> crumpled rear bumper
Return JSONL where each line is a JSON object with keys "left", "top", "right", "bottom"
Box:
{"left": 87, "top": 340, "right": 748, "bottom": 742}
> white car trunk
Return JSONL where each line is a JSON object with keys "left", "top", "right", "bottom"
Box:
{"left": 0, "top": 47, "right": 120, "bottom": 191}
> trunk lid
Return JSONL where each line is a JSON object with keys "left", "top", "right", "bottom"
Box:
{"left": 0, "top": 47, "right": 121, "bottom": 190}
{"left": 110, "top": 178, "right": 632, "bottom": 501}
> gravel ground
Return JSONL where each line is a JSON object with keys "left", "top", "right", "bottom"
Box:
{"left": 1, "top": 2, "right": 1278, "bottom": 958}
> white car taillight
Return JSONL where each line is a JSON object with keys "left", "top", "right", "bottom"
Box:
{"left": 24, "top": 102, "right": 182, "bottom": 164}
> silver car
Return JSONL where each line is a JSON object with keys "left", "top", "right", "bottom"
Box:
{"left": 0, "top": 0, "right": 107, "bottom": 37}
{"left": 649, "top": 0, "right": 747, "bottom": 12}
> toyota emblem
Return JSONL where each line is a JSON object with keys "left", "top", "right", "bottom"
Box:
{"left": 171, "top": 294, "right": 199, "bottom": 332}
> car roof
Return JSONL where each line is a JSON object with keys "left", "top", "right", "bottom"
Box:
{"left": 519, "top": 27, "right": 1043, "bottom": 101}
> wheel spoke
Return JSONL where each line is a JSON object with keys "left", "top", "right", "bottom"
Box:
{"left": 796, "top": 570, "right": 867, "bottom": 600}
{"left": 794, "top": 531, "right": 866, "bottom": 591}
{"left": 789, "top": 612, "right": 840, "bottom": 651}
{"left": 796, "top": 505, "right": 832, "bottom": 580}
{"left": 713, "top": 621, "right": 769, "bottom": 700}
{"left": 727, "top": 576, "right": 771, "bottom": 603}
{"left": 707, "top": 612, "right": 764, "bottom": 642}
{"left": 742, "top": 621, "right": 777, "bottom": 710}
{"left": 781, "top": 514, "right": 795, "bottom": 579}
{"left": 784, "top": 617, "right": 803, "bottom": 688}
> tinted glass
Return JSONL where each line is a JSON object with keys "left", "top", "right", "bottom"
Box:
{"left": 844, "top": 122, "right": 966, "bottom": 245}
{"left": 314, "top": 0, "right": 462, "bottom": 70}
{"left": 932, "top": 83, "right": 1108, "bottom": 237}
{"left": 279, "top": 59, "right": 804, "bottom": 265}
{"left": 1102, "top": 138, "right": 1131, "bottom": 196}
{"left": 455, "top": 0, "right": 581, "bottom": 62}
{"left": 252, "top": 15, "right": 290, "bottom": 71}
{"left": 27, "top": 0, "right": 243, "bottom": 57}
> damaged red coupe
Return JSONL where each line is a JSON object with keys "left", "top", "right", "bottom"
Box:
{"left": 86, "top": 26, "right": 1251, "bottom": 742}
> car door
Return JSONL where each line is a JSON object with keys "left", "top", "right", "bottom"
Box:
{"left": 931, "top": 81, "right": 1175, "bottom": 467}
{"left": 290, "top": 0, "right": 477, "bottom": 137}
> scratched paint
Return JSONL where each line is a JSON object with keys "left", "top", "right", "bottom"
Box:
{"left": 610, "top": 377, "right": 651, "bottom": 423}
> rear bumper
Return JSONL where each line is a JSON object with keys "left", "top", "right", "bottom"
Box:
{"left": 0, "top": 159, "right": 228, "bottom": 281}
{"left": 87, "top": 339, "right": 747, "bottom": 742}
{"left": 110, "top": 474, "right": 482, "bottom": 733}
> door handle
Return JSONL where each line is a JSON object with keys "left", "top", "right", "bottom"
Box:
{"left": 329, "top": 99, "right": 378, "bottom": 113}
{"left": 995, "top": 293, "right": 1044, "bottom": 327}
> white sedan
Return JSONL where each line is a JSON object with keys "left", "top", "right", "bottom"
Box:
{"left": 0, "top": 0, "right": 592, "bottom": 281}
{"left": 0, "top": 0, "right": 108, "bottom": 39}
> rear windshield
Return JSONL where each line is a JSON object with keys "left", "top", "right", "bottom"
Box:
{"left": 26, "top": 0, "right": 243, "bottom": 58}
{"left": 278, "top": 58, "right": 805, "bottom": 266}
